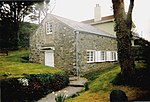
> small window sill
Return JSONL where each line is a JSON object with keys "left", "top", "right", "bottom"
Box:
{"left": 87, "top": 61, "right": 94, "bottom": 64}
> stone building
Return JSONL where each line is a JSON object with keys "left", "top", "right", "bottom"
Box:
{"left": 30, "top": 14, "right": 118, "bottom": 76}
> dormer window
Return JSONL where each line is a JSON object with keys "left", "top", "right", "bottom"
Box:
{"left": 46, "top": 22, "right": 52, "bottom": 34}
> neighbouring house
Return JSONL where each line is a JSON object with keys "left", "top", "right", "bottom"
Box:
{"left": 29, "top": 13, "right": 118, "bottom": 76}
{"left": 82, "top": 4, "right": 115, "bottom": 35}
{"left": 82, "top": 4, "right": 137, "bottom": 46}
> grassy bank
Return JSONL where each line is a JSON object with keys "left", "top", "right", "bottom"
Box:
{"left": 66, "top": 62, "right": 150, "bottom": 102}
{"left": 0, "top": 50, "right": 61, "bottom": 79}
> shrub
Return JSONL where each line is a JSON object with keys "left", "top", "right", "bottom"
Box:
{"left": 1, "top": 71, "right": 69, "bottom": 102}
{"left": 84, "top": 82, "right": 89, "bottom": 91}
{"left": 55, "top": 93, "right": 66, "bottom": 102}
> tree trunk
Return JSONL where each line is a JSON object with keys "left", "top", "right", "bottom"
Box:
{"left": 112, "top": 0, "right": 135, "bottom": 78}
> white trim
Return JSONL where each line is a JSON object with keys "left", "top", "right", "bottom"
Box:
{"left": 100, "top": 51, "right": 107, "bottom": 62}
{"left": 95, "top": 51, "right": 105, "bottom": 62}
{"left": 115, "top": 52, "right": 118, "bottom": 61}
{"left": 106, "top": 51, "right": 118, "bottom": 61}
{"left": 95, "top": 51, "right": 118, "bottom": 62}
{"left": 87, "top": 50, "right": 118, "bottom": 63}
{"left": 106, "top": 51, "right": 112, "bottom": 61}
{"left": 87, "top": 50, "right": 95, "bottom": 63}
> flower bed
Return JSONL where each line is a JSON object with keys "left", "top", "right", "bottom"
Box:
{"left": 1, "top": 71, "right": 69, "bottom": 102}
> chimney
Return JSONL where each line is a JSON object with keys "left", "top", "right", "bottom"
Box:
{"left": 94, "top": 4, "right": 101, "bottom": 22}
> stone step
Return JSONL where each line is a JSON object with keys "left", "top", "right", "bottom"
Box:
{"left": 69, "top": 76, "right": 78, "bottom": 81}
{"left": 69, "top": 77, "right": 88, "bottom": 87}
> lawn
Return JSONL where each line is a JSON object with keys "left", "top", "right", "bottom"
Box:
{"left": 0, "top": 50, "right": 69, "bottom": 101}
{"left": 0, "top": 50, "right": 61, "bottom": 79}
{"left": 66, "top": 62, "right": 150, "bottom": 102}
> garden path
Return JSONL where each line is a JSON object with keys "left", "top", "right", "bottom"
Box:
{"left": 38, "top": 77, "right": 87, "bottom": 102}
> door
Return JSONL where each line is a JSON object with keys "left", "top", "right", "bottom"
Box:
{"left": 44, "top": 50, "right": 54, "bottom": 67}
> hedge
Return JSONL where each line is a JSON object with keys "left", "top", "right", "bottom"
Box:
{"left": 1, "top": 71, "right": 69, "bottom": 102}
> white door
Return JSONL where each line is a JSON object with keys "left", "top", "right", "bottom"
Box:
{"left": 44, "top": 50, "right": 54, "bottom": 67}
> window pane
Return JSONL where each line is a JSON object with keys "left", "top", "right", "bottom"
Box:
{"left": 46, "top": 22, "right": 52, "bottom": 34}
{"left": 111, "top": 52, "right": 113, "bottom": 60}
{"left": 101, "top": 51, "right": 104, "bottom": 60}
{"left": 87, "top": 51, "right": 94, "bottom": 63}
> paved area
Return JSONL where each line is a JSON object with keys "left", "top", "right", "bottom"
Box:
{"left": 38, "top": 77, "right": 88, "bottom": 102}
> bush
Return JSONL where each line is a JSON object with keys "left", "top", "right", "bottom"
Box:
{"left": 55, "top": 93, "right": 66, "bottom": 102}
{"left": 1, "top": 71, "right": 69, "bottom": 102}
{"left": 84, "top": 82, "right": 89, "bottom": 91}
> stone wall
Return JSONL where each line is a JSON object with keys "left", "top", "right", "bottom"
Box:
{"left": 77, "top": 32, "right": 117, "bottom": 75}
{"left": 52, "top": 17, "right": 76, "bottom": 74}
{"left": 29, "top": 24, "right": 46, "bottom": 64}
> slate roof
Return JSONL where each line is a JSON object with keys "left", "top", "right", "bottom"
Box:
{"left": 49, "top": 14, "right": 116, "bottom": 38}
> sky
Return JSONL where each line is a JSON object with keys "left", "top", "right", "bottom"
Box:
{"left": 52, "top": 0, "right": 150, "bottom": 41}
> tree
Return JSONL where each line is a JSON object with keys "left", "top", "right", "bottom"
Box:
{"left": 28, "top": 0, "right": 55, "bottom": 24}
{"left": 111, "top": 0, "right": 135, "bottom": 79}
{"left": 18, "top": 22, "right": 38, "bottom": 49}
{"left": 0, "top": 0, "right": 45, "bottom": 49}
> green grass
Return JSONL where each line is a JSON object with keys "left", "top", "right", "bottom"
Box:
{"left": 84, "top": 64, "right": 118, "bottom": 81}
{"left": 66, "top": 62, "right": 149, "bottom": 102}
{"left": 0, "top": 50, "right": 61, "bottom": 79}
{"left": 89, "top": 66, "right": 120, "bottom": 92}
{"left": 65, "top": 65, "right": 120, "bottom": 102}
{"left": 83, "top": 65, "right": 120, "bottom": 93}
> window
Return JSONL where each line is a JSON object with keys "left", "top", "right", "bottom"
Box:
{"left": 101, "top": 51, "right": 106, "bottom": 61}
{"left": 95, "top": 51, "right": 107, "bottom": 62}
{"left": 106, "top": 51, "right": 112, "bottom": 61}
{"left": 87, "top": 50, "right": 95, "bottom": 63}
{"left": 114, "top": 51, "right": 118, "bottom": 61}
{"left": 87, "top": 50, "right": 118, "bottom": 63}
{"left": 95, "top": 51, "right": 101, "bottom": 62}
{"left": 112, "top": 52, "right": 116, "bottom": 61}
{"left": 46, "top": 22, "right": 52, "bottom": 34}
{"left": 110, "top": 51, "right": 114, "bottom": 61}
{"left": 106, "top": 51, "right": 118, "bottom": 61}
{"left": 95, "top": 51, "right": 106, "bottom": 62}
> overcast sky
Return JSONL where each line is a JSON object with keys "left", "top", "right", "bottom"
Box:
{"left": 52, "top": 0, "right": 150, "bottom": 41}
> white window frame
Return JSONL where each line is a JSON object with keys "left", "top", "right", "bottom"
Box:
{"left": 114, "top": 51, "right": 118, "bottom": 61}
{"left": 106, "top": 51, "right": 112, "bottom": 61}
{"left": 46, "top": 22, "right": 52, "bottom": 34}
{"left": 87, "top": 50, "right": 95, "bottom": 63}
{"left": 95, "top": 51, "right": 118, "bottom": 62}
{"left": 95, "top": 51, "right": 101, "bottom": 62}
{"left": 101, "top": 51, "right": 107, "bottom": 62}
{"left": 95, "top": 51, "right": 107, "bottom": 62}
{"left": 106, "top": 51, "right": 118, "bottom": 61}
